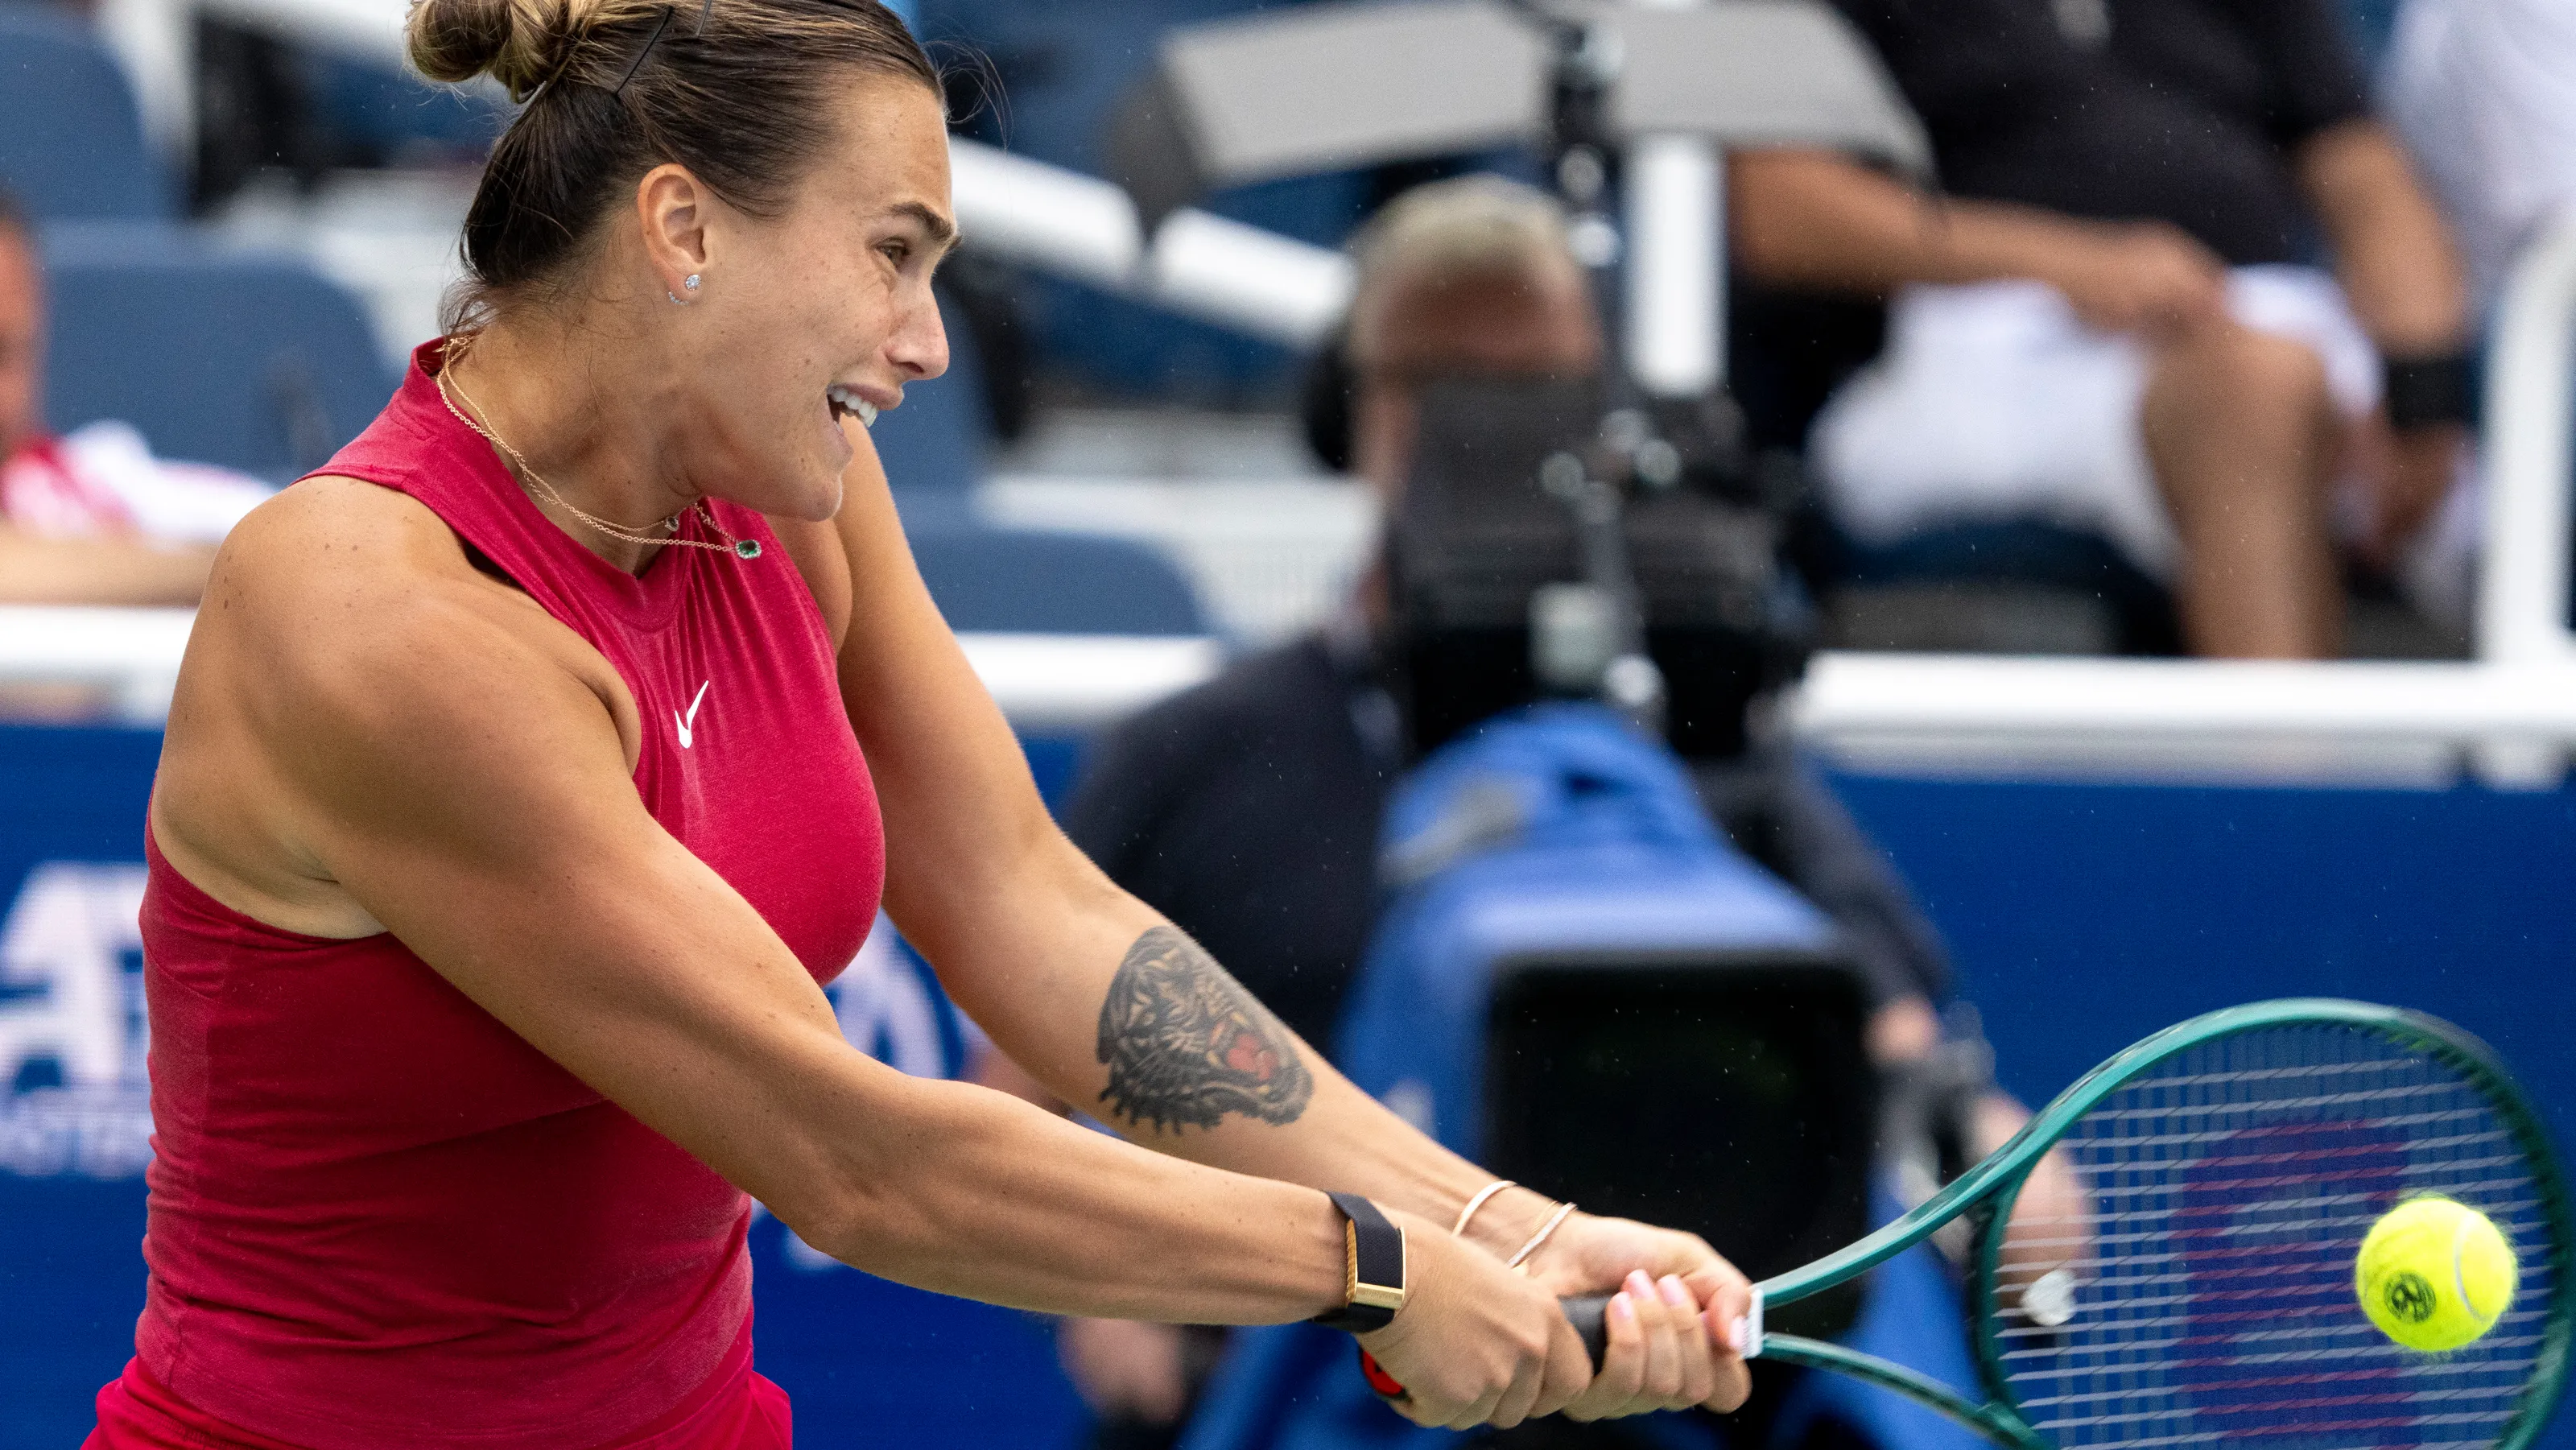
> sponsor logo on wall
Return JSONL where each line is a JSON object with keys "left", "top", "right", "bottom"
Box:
{"left": 0, "top": 865, "right": 969, "bottom": 1185}
{"left": 0, "top": 863, "right": 153, "bottom": 1181}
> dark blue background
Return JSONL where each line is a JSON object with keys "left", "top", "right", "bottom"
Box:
{"left": 1825, "top": 770, "right": 2576, "bottom": 1158}
{"left": 4, "top": 724, "right": 2570, "bottom": 1448}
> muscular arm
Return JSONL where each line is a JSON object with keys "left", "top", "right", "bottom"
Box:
{"left": 825, "top": 438, "right": 1520, "bottom": 1247}
{"left": 0, "top": 520, "right": 213, "bottom": 603}
{"left": 1731, "top": 149, "right": 2082, "bottom": 293}
{"left": 2294, "top": 119, "right": 2471, "bottom": 354}
{"left": 2295, "top": 120, "right": 2473, "bottom": 556}
{"left": 163, "top": 482, "right": 1351, "bottom": 1328}
{"left": 827, "top": 431, "right": 1754, "bottom": 1415}
{"left": 1728, "top": 149, "right": 2227, "bottom": 335}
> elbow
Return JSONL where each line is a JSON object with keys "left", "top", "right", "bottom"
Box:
{"left": 1729, "top": 148, "right": 1913, "bottom": 291}
{"left": 768, "top": 1080, "right": 999, "bottom": 1285}
{"left": 1730, "top": 219, "right": 1803, "bottom": 286}
{"left": 1728, "top": 155, "right": 1835, "bottom": 285}
{"left": 1727, "top": 160, "right": 1795, "bottom": 282}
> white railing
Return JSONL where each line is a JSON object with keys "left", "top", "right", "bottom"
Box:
{"left": 0, "top": 608, "right": 1220, "bottom": 733}
{"left": 946, "top": 143, "right": 1349, "bottom": 349}
{"left": 2476, "top": 203, "right": 2576, "bottom": 667}
{"left": 0, "top": 606, "right": 196, "bottom": 722}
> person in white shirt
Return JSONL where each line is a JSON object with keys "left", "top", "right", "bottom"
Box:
{"left": 0, "top": 189, "right": 270, "bottom": 605}
{"left": 2384, "top": 0, "right": 2576, "bottom": 308}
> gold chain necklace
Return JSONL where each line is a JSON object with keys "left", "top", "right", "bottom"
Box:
{"left": 432, "top": 337, "right": 762, "bottom": 561}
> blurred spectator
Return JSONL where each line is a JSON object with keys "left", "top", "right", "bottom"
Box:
{"left": 0, "top": 190, "right": 267, "bottom": 605}
{"left": 1733, "top": 0, "right": 2475, "bottom": 657}
{"left": 1026, "top": 176, "right": 2004, "bottom": 1448}
{"left": 2385, "top": 0, "right": 2576, "bottom": 306}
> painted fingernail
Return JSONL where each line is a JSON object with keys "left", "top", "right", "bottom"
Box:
{"left": 1725, "top": 1316, "right": 1747, "bottom": 1353}
{"left": 1659, "top": 1274, "right": 1690, "bottom": 1307}
{"left": 1610, "top": 1291, "right": 1636, "bottom": 1324}
{"left": 1626, "top": 1269, "right": 1655, "bottom": 1297}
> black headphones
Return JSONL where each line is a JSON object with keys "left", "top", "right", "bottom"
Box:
{"left": 1298, "top": 325, "right": 1356, "bottom": 475}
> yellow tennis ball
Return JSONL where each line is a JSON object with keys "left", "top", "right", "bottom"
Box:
{"left": 2355, "top": 1196, "right": 2518, "bottom": 1353}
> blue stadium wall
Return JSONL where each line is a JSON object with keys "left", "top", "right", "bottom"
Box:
{"left": 2, "top": 721, "right": 2570, "bottom": 1448}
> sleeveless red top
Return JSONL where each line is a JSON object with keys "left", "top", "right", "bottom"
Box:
{"left": 122, "top": 342, "right": 885, "bottom": 1448}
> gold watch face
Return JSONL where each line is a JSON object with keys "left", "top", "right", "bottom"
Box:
{"left": 1352, "top": 1224, "right": 1406, "bottom": 1312}
{"left": 1352, "top": 1282, "right": 1408, "bottom": 1312}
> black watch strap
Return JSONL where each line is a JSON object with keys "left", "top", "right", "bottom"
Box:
{"left": 2384, "top": 350, "right": 2476, "bottom": 432}
{"left": 1310, "top": 1192, "right": 1408, "bottom": 1334}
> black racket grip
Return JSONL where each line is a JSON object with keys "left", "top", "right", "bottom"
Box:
{"left": 1562, "top": 1294, "right": 1611, "bottom": 1370}
{"left": 1356, "top": 1295, "right": 1612, "bottom": 1402}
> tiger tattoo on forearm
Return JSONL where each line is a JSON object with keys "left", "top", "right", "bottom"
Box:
{"left": 1094, "top": 926, "right": 1314, "bottom": 1132}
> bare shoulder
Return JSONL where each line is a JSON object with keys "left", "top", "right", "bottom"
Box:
{"left": 192, "top": 477, "right": 631, "bottom": 750}
{"left": 157, "top": 475, "right": 639, "bottom": 936}
{"left": 208, "top": 476, "right": 529, "bottom": 639}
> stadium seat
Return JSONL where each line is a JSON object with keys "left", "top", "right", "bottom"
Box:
{"left": 1825, "top": 519, "right": 2182, "bottom": 655}
{"left": 0, "top": 6, "right": 174, "bottom": 223}
{"left": 39, "top": 225, "right": 397, "bottom": 479}
{"left": 907, "top": 525, "right": 1210, "bottom": 636}
{"left": 920, "top": 0, "right": 1369, "bottom": 400}
{"left": 869, "top": 273, "right": 1208, "bottom": 638}
{"left": 868, "top": 286, "right": 992, "bottom": 498}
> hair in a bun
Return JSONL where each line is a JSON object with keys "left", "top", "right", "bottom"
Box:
{"left": 406, "top": 0, "right": 623, "bottom": 101}
{"left": 414, "top": 0, "right": 937, "bottom": 326}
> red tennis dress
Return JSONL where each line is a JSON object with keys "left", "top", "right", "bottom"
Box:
{"left": 85, "top": 341, "right": 886, "bottom": 1449}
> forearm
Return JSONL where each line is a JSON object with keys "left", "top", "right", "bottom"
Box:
{"left": 0, "top": 527, "right": 214, "bottom": 604}
{"left": 902, "top": 861, "right": 1553, "bottom": 1261}
{"left": 806, "top": 1071, "right": 1352, "bottom": 1324}
{"left": 1729, "top": 148, "right": 2111, "bottom": 295}
{"left": 2298, "top": 121, "right": 2470, "bottom": 353}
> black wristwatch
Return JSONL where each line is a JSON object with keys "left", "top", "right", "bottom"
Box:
{"left": 2384, "top": 349, "right": 2477, "bottom": 432}
{"left": 1310, "top": 1192, "right": 1408, "bottom": 1333}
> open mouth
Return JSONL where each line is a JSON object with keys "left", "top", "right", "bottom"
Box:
{"left": 827, "top": 384, "right": 879, "bottom": 429}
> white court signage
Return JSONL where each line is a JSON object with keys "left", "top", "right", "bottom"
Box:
{"left": 0, "top": 861, "right": 154, "bottom": 1181}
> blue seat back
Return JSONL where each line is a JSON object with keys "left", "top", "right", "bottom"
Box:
{"left": 918, "top": 0, "right": 1371, "bottom": 400}
{"left": 907, "top": 525, "right": 1208, "bottom": 635}
{"left": 0, "top": 8, "right": 172, "bottom": 222}
{"left": 869, "top": 285, "right": 991, "bottom": 498}
{"left": 39, "top": 225, "right": 395, "bottom": 477}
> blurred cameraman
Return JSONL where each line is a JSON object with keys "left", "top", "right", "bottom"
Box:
{"left": 1034, "top": 176, "right": 2037, "bottom": 1449}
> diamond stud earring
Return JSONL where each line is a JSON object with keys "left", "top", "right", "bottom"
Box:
{"left": 669, "top": 274, "right": 703, "bottom": 305}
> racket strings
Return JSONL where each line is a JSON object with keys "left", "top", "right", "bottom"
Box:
{"left": 1982, "top": 1024, "right": 2558, "bottom": 1450}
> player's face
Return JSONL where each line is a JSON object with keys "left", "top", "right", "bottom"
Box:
{"left": 0, "top": 229, "right": 41, "bottom": 462}
{"left": 686, "top": 73, "right": 954, "bottom": 523}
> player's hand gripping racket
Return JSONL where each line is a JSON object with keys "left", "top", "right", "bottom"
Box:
{"left": 1372, "top": 999, "right": 2574, "bottom": 1450}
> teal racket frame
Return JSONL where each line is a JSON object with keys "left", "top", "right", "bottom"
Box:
{"left": 1748, "top": 999, "right": 2576, "bottom": 1450}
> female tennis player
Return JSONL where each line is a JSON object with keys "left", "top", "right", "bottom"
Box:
{"left": 82, "top": 1, "right": 1757, "bottom": 1445}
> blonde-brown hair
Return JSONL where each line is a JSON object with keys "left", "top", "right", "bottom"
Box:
{"left": 1344, "top": 175, "right": 1582, "bottom": 367}
{"left": 407, "top": 0, "right": 936, "bottom": 328}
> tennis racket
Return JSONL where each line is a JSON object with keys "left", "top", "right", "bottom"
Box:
{"left": 1377, "top": 998, "right": 2575, "bottom": 1450}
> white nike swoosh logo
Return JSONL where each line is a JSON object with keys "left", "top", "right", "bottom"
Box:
{"left": 675, "top": 680, "right": 710, "bottom": 750}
